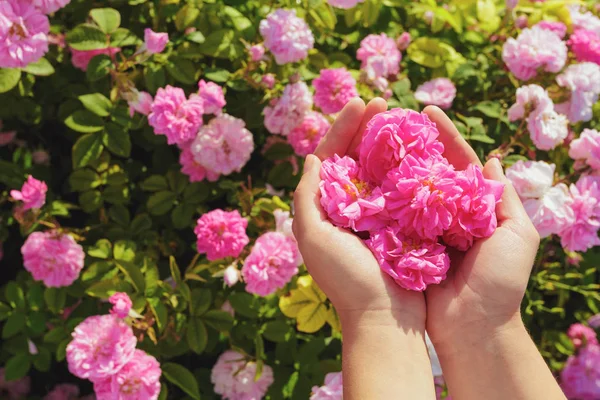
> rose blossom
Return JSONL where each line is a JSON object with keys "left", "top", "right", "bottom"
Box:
{"left": 148, "top": 85, "right": 204, "bottom": 145}
{"left": 93, "top": 349, "right": 161, "bottom": 400}
{"left": 561, "top": 343, "right": 600, "bottom": 400}
{"left": 274, "top": 208, "right": 303, "bottom": 266}
{"left": 0, "top": 368, "right": 31, "bottom": 399}
{"left": 505, "top": 160, "right": 555, "bottom": 199}
{"left": 259, "top": 9, "right": 314, "bottom": 64}
{"left": 66, "top": 314, "right": 137, "bottom": 380}
{"left": 143, "top": 28, "right": 168, "bottom": 54}
{"left": 357, "top": 33, "right": 401, "bottom": 79}
{"left": 44, "top": 384, "right": 79, "bottom": 400}
{"left": 568, "top": 29, "right": 600, "bottom": 65}
{"left": 313, "top": 68, "right": 358, "bottom": 114}
{"left": 327, "top": 0, "right": 364, "bottom": 9}
{"left": 507, "top": 84, "right": 553, "bottom": 122}
{"left": 555, "top": 62, "right": 600, "bottom": 123}
{"left": 10, "top": 175, "right": 47, "bottom": 210}
{"left": 396, "top": 32, "right": 411, "bottom": 51}
{"left": 109, "top": 292, "right": 132, "bottom": 318}
{"left": 0, "top": 0, "right": 49, "bottom": 68}
{"left": 570, "top": 129, "right": 600, "bottom": 170}
{"left": 502, "top": 26, "right": 567, "bottom": 81}
{"left": 127, "top": 90, "right": 153, "bottom": 117}
{"left": 559, "top": 175, "right": 600, "bottom": 252}
{"left": 358, "top": 108, "right": 443, "bottom": 184}
{"left": 211, "top": 350, "right": 274, "bottom": 400}
{"left": 569, "top": 4, "right": 600, "bottom": 36}
{"left": 534, "top": 21, "right": 567, "bottom": 38}
{"left": 261, "top": 73, "right": 275, "bottom": 88}
{"left": 366, "top": 223, "right": 450, "bottom": 291}
{"left": 249, "top": 44, "right": 264, "bottom": 61}
{"left": 33, "top": 0, "right": 70, "bottom": 14}
{"left": 414, "top": 78, "right": 457, "bottom": 110}
{"left": 190, "top": 114, "right": 254, "bottom": 176}
{"left": 310, "top": 372, "right": 343, "bottom": 400}
{"left": 70, "top": 47, "right": 120, "bottom": 71}
{"left": 198, "top": 79, "right": 226, "bottom": 115}
{"left": 568, "top": 323, "right": 599, "bottom": 349}
{"left": 263, "top": 81, "right": 313, "bottom": 136}
{"left": 287, "top": 111, "right": 330, "bottom": 156}
{"left": 221, "top": 300, "right": 235, "bottom": 317}
{"left": 194, "top": 209, "right": 249, "bottom": 261}
{"left": 179, "top": 142, "right": 219, "bottom": 182}
{"left": 319, "top": 155, "right": 386, "bottom": 232}
{"left": 242, "top": 231, "right": 299, "bottom": 296}
{"left": 589, "top": 314, "right": 600, "bottom": 329}
{"left": 223, "top": 264, "right": 240, "bottom": 287}
{"left": 21, "top": 231, "right": 85, "bottom": 287}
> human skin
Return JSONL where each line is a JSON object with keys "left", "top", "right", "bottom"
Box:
{"left": 293, "top": 97, "right": 436, "bottom": 400}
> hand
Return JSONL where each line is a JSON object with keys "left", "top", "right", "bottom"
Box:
{"left": 422, "top": 106, "right": 541, "bottom": 351}
{"left": 292, "top": 98, "right": 426, "bottom": 327}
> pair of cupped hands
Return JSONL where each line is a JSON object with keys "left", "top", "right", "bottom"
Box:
{"left": 292, "top": 98, "right": 541, "bottom": 349}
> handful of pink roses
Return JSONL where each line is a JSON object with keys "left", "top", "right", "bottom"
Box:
{"left": 319, "top": 108, "right": 504, "bottom": 291}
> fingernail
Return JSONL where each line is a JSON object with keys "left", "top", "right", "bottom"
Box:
{"left": 491, "top": 158, "right": 504, "bottom": 175}
{"left": 303, "top": 155, "right": 314, "bottom": 173}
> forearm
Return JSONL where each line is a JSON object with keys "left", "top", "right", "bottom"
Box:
{"left": 434, "top": 315, "right": 566, "bottom": 400}
{"left": 341, "top": 310, "right": 436, "bottom": 400}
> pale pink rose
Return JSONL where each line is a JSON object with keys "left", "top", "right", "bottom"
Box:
{"left": 198, "top": 79, "right": 226, "bottom": 115}
{"left": 414, "top": 78, "right": 457, "bottom": 110}
{"left": 363, "top": 56, "right": 390, "bottom": 91}
{"left": 559, "top": 175, "right": 600, "bottom": 252}
{"left": 241, "top": 231, "right": 299, "bottom": 296}
{"left": 502, "top": 26, "right": 567, "bottom": 81}
{"left": 313, "top": 68, "right": 358, "bottom": 114}
{"left": 0, "top": 368, "right": 31, "bottom": 400}
{"left": 10, "top": 175, "right": 47, "bottom": 210}
{"left": 249, "top": 44, "right": 265, "bottom": 61}
{"left": 44, "top": 384, "right": 79, "bottom": 400}
{"left": 263, "top": 81, "right": 313, "bottom": 136}
{"left": 358, "top": 108, "right": 443, "bottom": 184}
{"left": 396, "top": 32, "right": 411, "bottom": 51}
{"left": 194, "top": 209, "right": 249, "bottom": 261}
{"left": 0, "top": 0, "right": 49, "bottom": 68}
{"left": 148, "top": 85, "right": 204, "bottom": 145}
{"left": 190, "top": 114, "right": 254, "bottom": 176}
{"left": 33, "top": 0, "right": 70, "bottom": 14}
{"left": 556, "top": 63, "right": 600, "bottom": 123}
{"left": 366, "top": 223, "right": 450, "bottom": 291}
{"left": 589, "top": 314, "right": 600, "bottom": 329}
{"left": 310, "top": 372, "right": 343, "bottom": 400}
{"left": 319, "top": 155, "right": 386, "bottom": 232}
{"left": 109, "top": 292, "right": 132, "bottom": 318}
{"left": 569, "top": 5, "right": 600, "bottom": 36}
{"left": 327, "top": 0, "right": 363, "bottom": 9}
{"left": 527, "top": 108, "right": 568, "bottom": 151}
{"left": 569, "top": 129, "right": 600, "bottom": 170}
{"left": 561, "top": 343, "right": 600, "bottom": 400}
{"left": 127, "top": 90, "right": 153, "bottom": 117}
{"left": 383, "top": 155, "right": 461, "bottom": 241}
{"left": 66, "top": 314, "right": 137, "bottom": 380}
{"left": 443, "top": 164, "right": 503, "bottom": 251}
{"left": 568, "top": 323, "right": 598, "bottom": 349}
{"left": 223, "top": 264, "right": 240, "bottom": 287}
{"left": 515, "top": 15, "right": 528, "bottom": 29}
{"left": 211, "top": 350, "right": 274, "bottom": 400}
{"left": 273, "top": 208, "right": 303, "bottom": 266}
{"left": 259, "top": 9, "right": 314, "bottom": 64}
{"left": 70, "top": 47, "right": 120, "bottom": 71}
{"left": 22, "top": 231, "right": 84, "bottom": 287}
{"left": 179, "top": 142, "right": 219, "bottom": 182}
{"left": 287, "top": 111, "right": 330, "bottom": 156}
{"left": 143, "top": 28, "right": 168, "bottom": 54}
{"left": 32, "top": 149, "right": 50, "bottom": 165}
{"left": 93, "top": 349, "right": 161, "bottom": 400}
{"left": 221, "top": 300, "right": 235, "bottom": 317}
{"left": 505, "top": 160, "right": 555, "bottom": 199}
{"left": 357, "top": 33, "right": 401, "bottom": 79}
{"left": 534, "top": 21, "right": 567, "bottom": 38}
{"left": 568, "top": 29, "right": 600, "bottom": 65}
{"left": 507, "top": 84, "right": 553, "bottom": 122}
{"left": 261, "top": 73, "right": 275, "bottom": 88}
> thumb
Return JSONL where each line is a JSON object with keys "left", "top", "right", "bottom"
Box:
{"left": 293, "top": 154, "right": 324, "bottom": 238}
{"left": 483, "top": 158, "right": 531, "bottom": 225}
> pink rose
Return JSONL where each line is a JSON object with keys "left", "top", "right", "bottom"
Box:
{"left": 559, "top": 175, "right": 600, "bottom": 252}
{"left": 263, "top": 81, "right": 313, "bottom": 136}
{"left": 144, "top": 28, "right": 168, "bottom": 54}
{"left": 570, "top": 129, "right": 600, "bottom": 170}
{"left": 43, "top": 384, "right": 79, "bottom": 400}
{"left": 327, "top": 0, "right": 364, "bottom": 9}
{"left": 396, "top": 32, "right": 411, "bottom": 51}
{"left": 127, "top": 90, "right": 153, "bottom": 117}
{"left": 198, "top": 79, "right": 226, "bottom": 115}
{"left": 109, "top": 292, "right": 132, "bottom": 318}
{"left": 33, "top": 0, "right": 70, "bottom": 14}
{"left": 287, "top": 111, "right": 330, "bottom": 157}
{"left": 223, "top": 265, "right": 240, "bottom": 287}
{"left": 561, "top": 343, "right": 600, "bottom": 400}
{"left": 569, "top": 29, "right": 600, "bottom": 65}
{"left": 194, "top": 209, "right": 249, "bottom": 261}
{"left": 310, "top": 372, "right": 343, "bottom": 400}
{"left": 10, "top": 175, "right": 47, "bottom": 210}
{"left": 259, "top": 9, "right": 314, "bottom": 64}
{"left": 568, "top": 323, "right": 598, "bottom": 349}
{"left": 556, "top": 63, "right": 600, "bottom": 123}
{"left": 357, "top": 33, "right": 401, "bottom": 79}
{"left": 414, "top": 78, "right": 457, "bottom": 110}
{"left": 70, "top": 47, "right": 120, "bottom": 71}
{"left": 211, "top": 350, "right": 274, "bottom": 399}
{"left": 249, "top": 44, "right": 265, "bottom": 61}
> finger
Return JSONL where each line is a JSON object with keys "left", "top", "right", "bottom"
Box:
{"left": 313, "top": 98, "right": 366, "bottom": 160}
{"left": 293, "top": 154, "right": 324, "bottom": 237}
{"left": 423, "top": 106, "right": 482, "bottom": 170}
{"left": 482, "top": 158, "right": 530, "bottom": 224}
{"left": 348, "top": 97, "right": 388, "bottom": 158}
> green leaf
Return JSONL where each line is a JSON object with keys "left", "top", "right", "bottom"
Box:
{"left": 228, "top": 292, "right": 259, "bottom": 319}
{"left": 161, "top": 363, "right": 201, "bottom": 400}
{"left": 110, "top": 28, "right": 141, "bottom": 47}
{"left": 190, "top": 289, "right": 212, "bottom": 316}
{"left": 148, "top": 297, "right": 168, "bottom": 332}
{"left": 113, "top": 240, "right": 136, "bottom": 261}
{"left": 103, "top": 123, "right": 131, "bottom": 157}
{"left": 86, "top": 55, "right": 112, "bottom": 81}
{"left": 0, "top": 69, "right": 21, "bottom": 93}
{"left": 33, "top": 347, "right": 51, "bottom": 372}
{"left": 199, "top": 29, "right": 243, "bottom": 60}
{"left": 361, "top": 0, "right": 380, "bottom": 27}
{"left": 88, "top": 239, "right": 112, "bottom": 259}
{"left": 202, "top": 310, "right": 234, "bottom": 331}
{"left": 204, "top": 68, "right": 230, "bottom": 83}
{"left": 169, "top": 256, "right": 182, "bottom": 285}
{"left": 27, "top": 286, "right": 44, "bottom": 311}
{"left": 166, "top": 57, "right": 197, "bottom": 85}
{"left": 469, "top": 134, "right": 495, "bottom": 144}
{"left": 4, "top": 354, "right": 31, "bottom": 381}
{"left": 66, "top": 24, "right": 108, "bottom": 51}
{"left": 0, "top": 303, "right": 11, "bottom": 320}
{"left": 167, "top": 170, "right": 188, "bottom": 194}
{"left": 27, "top": 312, "right": 47, "bottom": 335}
{"left": 86, "top": 278, "right": 132, "bottom": 298}
{"left": 130, "top": 214, "right": 152, "bottom": 235}
{"left": 407, "top": 37, "right": 447, "bottom": 68}
{"left": 183, "top": 182, "right": 210, "bottom": 204}
{"left": 90, "top": 8, "right": 121, "bottom": 34}
{"left": 471, "top": 101, "right": 503, "bottom": 118}
{"left": 186, "top": 31, "right": 205, "bottom": 44}
{"left": 147, "top": 191, "right": 177, "bottom": 215}
{"left": 262, "top": 320, "right": 292, "bottom": 342}
{"left": 69, "top": 169, "right": 101, "bottom": 191}
{"left": 186, "top": 318, "right": 208, "bottom": 354}
{"left": 223, "top": 6, "right": 255, "bottom": 39}
{"left": 79, "top": 93, "right": 112, "bottom": 117}
{"left": 141, "top": 175, "right": 169, "bottom": 191}
{"left": 43, "top": 326, "right": 67, "bottom": 343}
{"left": 72, "top": 133, "right": 104, "bottom": 168}
{"left": 23, "top": 58, "right": 55, "bottom": 76}
{"left": 79, "top": 190, "right": 103, "bottom": 212}
{"left": 171, "top": 203, "right": 195, "bottom": 229}
{"left": 144, "top": 64, "right": 166, "bottom": 93}
{"left": 2, "top": 313, "right": 26, "bottom": 338}
{"left": 175, "top": 4, "right": 200, "bottom": 31}
{"left": 44, "top": 287, "right": 67, "bottom": 313}
{"left": 116, "top": 261, "right": 146, "bottom": 293}
{"left": 5, "top": 282, "right": 25, "bottom": 309}
{"left": 65, "top": 110, "right": 105, "bottom": 133}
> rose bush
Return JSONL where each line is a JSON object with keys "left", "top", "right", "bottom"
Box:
{"left": 0, "top": 0, "right": 599, "bottom": 398}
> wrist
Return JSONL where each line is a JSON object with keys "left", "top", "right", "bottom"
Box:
{"left": 340, "top": 307, "right": 427, "bottom": 332}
